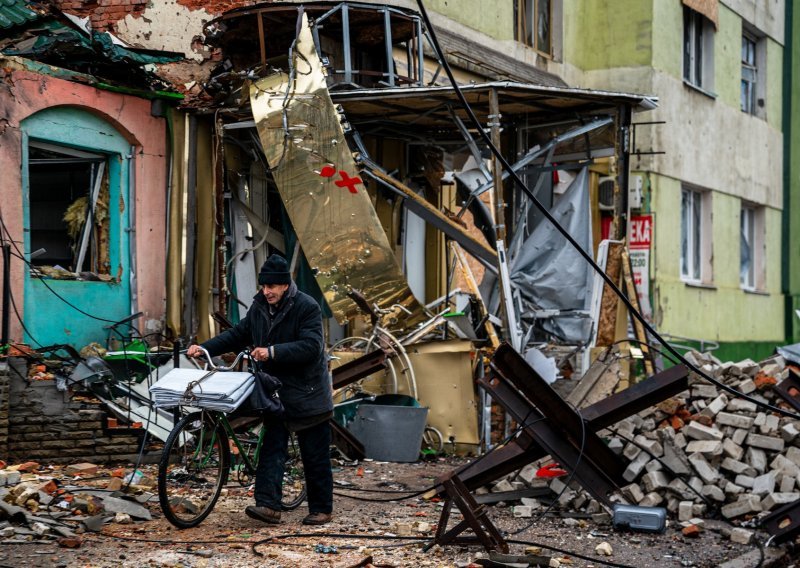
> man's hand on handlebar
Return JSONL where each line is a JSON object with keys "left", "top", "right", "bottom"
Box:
{"left": 251, "top": 347, "right": 270, "bottom": 362}
{"left": 186, "top": 344, "right": 204, "bottom": 358}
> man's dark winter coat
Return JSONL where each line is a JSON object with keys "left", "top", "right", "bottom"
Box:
{"left": 201, "top": 283, "right": 333, "bottom": 418}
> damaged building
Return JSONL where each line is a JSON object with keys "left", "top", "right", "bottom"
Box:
{"left": 0, "top": 0, "right": 799, "bottom": 562}
{"left": 0, "top": 0, "right": 795, "bottom": 512}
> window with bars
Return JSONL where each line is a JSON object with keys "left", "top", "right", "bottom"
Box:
{"left": 515, "top": 0, "right": 552, "bottom": 56}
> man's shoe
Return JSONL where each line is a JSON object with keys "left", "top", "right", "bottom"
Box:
{"left": 302, "top": 512, "right": 332, "bottom": 525}
{"left": 245, "top": 505, "right": 281, "bottom": 524}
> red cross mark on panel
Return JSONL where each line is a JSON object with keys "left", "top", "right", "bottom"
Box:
{"left": 319, "top": 165, "right": 362, "bottom": 194}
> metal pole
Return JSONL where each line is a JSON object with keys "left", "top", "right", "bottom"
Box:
{"left": 2, "top": 244, "right": 9, "bottom": 346}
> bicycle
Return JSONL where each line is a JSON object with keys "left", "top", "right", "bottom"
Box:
{"left": 156, "top": 349, "right": 306, "bottom": 529}
{"left": 329, "top": 290, "right": 418, "bottom": 399}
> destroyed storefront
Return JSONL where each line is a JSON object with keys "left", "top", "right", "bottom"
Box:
{"left": 0, "top": 0, "right": 182, "bottom": 462}
{"left": 164, "top": 1, "right": 658, "bottom": 452}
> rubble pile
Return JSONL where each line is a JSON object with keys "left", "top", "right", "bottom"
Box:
{"left": 0, "top": 460, "right": 154, "bottom": 548}
{"left": 491, "top": 351, "right": 800, "bottom": 544}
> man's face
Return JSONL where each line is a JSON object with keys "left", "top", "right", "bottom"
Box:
{"left": 262, "top": 283, "right": 289, "bottom": 305}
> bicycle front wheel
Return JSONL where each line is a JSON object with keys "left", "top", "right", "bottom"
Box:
{"left": 158, "top": 412, "right": 230, "bottom": 528}
{"left": 281, "top": 431, "right": 306, "bottom": 511}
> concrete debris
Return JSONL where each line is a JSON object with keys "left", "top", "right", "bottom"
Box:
{"left": 0, "top": 460, "right": 155, "bottom": 546}
{"left": 490, "top": 349, "right": 800, "bottom": 547}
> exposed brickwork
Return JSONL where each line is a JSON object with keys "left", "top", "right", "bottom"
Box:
{"left": 54, "top": 0, "right": 148, "bottom": 32}
{"left": 53, "top": 0, "right": 255, "bottom": 31}
{"left": 6, "top": 358, "right": 143, "bottom": 464}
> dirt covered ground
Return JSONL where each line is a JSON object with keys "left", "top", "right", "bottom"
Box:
{"left": 0, "top": 456, "right": 789, "bottom": 568}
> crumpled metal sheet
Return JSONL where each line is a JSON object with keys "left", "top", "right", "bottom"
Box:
{"left": 249, "top": 13, "right": 425, "bottom": 326}
{"left": 509, "top": 167, "right": 593, "bottom": 343}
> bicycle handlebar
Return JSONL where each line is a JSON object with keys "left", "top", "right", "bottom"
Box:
{"left": 190, "top": 347, "right": 249, "bottom": 371}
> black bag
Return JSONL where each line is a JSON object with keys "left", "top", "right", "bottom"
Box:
{"left": 246, "top": 371, "right": 285, "bottom": 417}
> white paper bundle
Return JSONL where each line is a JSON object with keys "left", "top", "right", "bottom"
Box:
{"left": 149, "top": 368, "right": 254, "bottom": 412}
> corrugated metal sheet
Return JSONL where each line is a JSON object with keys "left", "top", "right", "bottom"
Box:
{"left": 0, "top": 0, "right": 43, "bottom": 30}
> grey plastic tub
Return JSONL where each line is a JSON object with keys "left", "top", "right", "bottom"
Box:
{"left": 347, "top": 404, "right": 429, "bottom": 462}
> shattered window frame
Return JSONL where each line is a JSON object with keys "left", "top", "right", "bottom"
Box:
{"left": 739, "top": 203, "right": 764, "bottom": 292}
{"left": 683, "top": 6, "right": 715, "bottom": 93}
{"left": 26, "top": 140, "right": 114, "bottom": 280}
{"left": 515, "top": 0, "right": 553, "bottom": 56}
{"left": 740, "top": 31, "right": 757, "bottom": 114}
{"left": 680, "top": 186, "right": 711, "bottom": 285}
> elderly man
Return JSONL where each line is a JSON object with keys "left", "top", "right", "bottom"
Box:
{"left": 187, "top": 254, "right": 334, "bottom": 525}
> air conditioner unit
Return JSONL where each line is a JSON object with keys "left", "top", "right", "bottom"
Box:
{"left": 598, "top": 176, "right": 615, "bottom": 210}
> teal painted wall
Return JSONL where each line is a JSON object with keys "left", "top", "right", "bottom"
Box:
{"left": 21, "top": 107, "right": 131, "bottom": 348}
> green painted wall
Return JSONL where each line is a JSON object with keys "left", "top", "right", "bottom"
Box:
{"left": 715, "top": 6, "right": 740, "bottom": 106}
{"left": 422, "top": 0, "right": 511, "bottom": 41}
{"left": 651, "top": 0, "right": 681, "bottom": 76}
{"left": 766, "top": 38, "right": 784, "bottom": 130}
{"left": 565, "top": 0, "right": 653, "bottom": 70}
{"left": 784, "top": 2, "right": 800, "bottom": 344}
{"left": 650, "top": 173, "right": 783, "bottom": 345}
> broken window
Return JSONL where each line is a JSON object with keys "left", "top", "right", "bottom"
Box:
{"left": 683, "top": 7, "right": 714, "bottom": 92}
{"left": 27, "top": 141, "right": 112, "bottom": 280}
{"left": 740, "top": 203, "right": 764, "bottom": 291}
{"left": 741, "top": 32, "right": 757, "bottom": 114}
{"left": 680, "top": 186, "right": 711, "bottom": 284}
{"left": 515, "top": 0, "right": 552, "bottom": 55}
{"left": 740, "top": 205, "right": 754, "bottom": 288}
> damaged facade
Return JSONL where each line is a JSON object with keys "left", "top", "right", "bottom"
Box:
{"left": 0, "top": 0, "right": 798, "bottom": 562}
{"left": 0, "top": 0, "right": 794, "bottom": 492}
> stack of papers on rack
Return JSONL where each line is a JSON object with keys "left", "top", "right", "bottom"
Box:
{"left": 149, "top": 368, "right": 254, "bottom": 412}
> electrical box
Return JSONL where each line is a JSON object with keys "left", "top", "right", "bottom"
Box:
{"left": 612, "top": 504, "right": 667, "bottom": 533}
{"left": 629, "top": 175, "right": 643, "bottom": 209}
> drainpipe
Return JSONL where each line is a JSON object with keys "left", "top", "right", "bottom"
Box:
{"left": 128, "top": 146, "right": 138, "bottom": 323}
{"left": 2, "top": 243, "right": 9, "bottom": 346}
{"left": 783, "top": 2, "right": 795, "bottom": 343}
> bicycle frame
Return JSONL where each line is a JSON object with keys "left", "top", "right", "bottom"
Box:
{"left": 200, "top": 410, "right": 264, "bottom": 477}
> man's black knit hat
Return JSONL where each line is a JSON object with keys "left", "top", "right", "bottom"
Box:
{"left": 259, "top": 254, "right": 290, "bottom": 285}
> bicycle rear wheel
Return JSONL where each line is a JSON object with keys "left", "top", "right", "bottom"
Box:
{"left": 281, "top": 431, "right": 306, "bottom": 510}
{"left": 158, "top": 411, "right": 230, "bottom": 528}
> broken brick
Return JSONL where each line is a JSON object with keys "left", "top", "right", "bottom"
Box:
{"left": 66, "top": 463, "right": 99, "bottom": 477}
{"left": 13, "top": 461, "right": 40, "bottom": 473}
{"left": 754, "top": 372, "right": 777, "bottom": 391}
{"left": 57, "top": 536, "right": 83, "bottom": 548}
{"left": 682, "top": 524, "right": 702, "bottom": 538}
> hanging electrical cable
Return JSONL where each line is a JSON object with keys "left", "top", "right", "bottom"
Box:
{"left": 413, "top": 0, "right": 800, "bottom": 421}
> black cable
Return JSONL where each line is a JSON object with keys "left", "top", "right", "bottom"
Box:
{"left": 752, "top": 535, "right": 766, "bottom": 568}
{"left": 6, "top": 283, "right": 44, "bottom": 349}
{"left": 506, "top": 538, "right": 636, "bottom": 568}
{"left": 413, "top": 0, "right": 800, "bottom": 422}
{"left": 0, "top": 216, "right": 120, "bottom": 324}
{"left": 511, "top": 401, "right": 587, "bottom": 535}
{"left": 334, "top": 414, "right": 546, "bottom": 503}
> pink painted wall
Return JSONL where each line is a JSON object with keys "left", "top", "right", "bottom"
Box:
{"left": 0, "top": 64, "right": 168, "bottom": 340}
